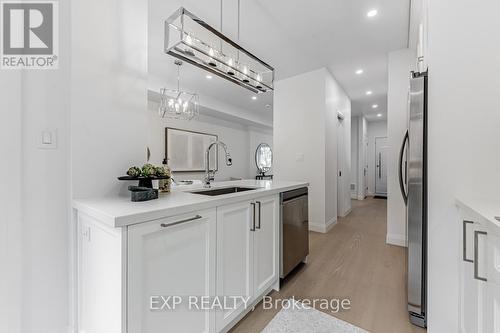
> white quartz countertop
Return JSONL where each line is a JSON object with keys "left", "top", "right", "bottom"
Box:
{"left": 456, "top": 195, "right": 500, "bottom": 229}
{"left": 73, "top": 180, "right": 308, "bottom": 228}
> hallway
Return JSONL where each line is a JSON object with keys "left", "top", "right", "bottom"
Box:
{"left": 231, "top": 198, "right": 426, "bottom": 333}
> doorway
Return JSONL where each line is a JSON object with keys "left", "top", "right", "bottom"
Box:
{"left": 375, "top": 137, "right": 388, "bottom": 197}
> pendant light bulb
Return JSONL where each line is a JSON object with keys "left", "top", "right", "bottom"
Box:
{"left": 208, "top": 47, "right": 217, "bottom": 67}
{"left": 227, "top": 57, "right": 235, "bottom": 75}
{"left": 185, "top": 34, "right": 193, "bottom": 45}
{"left": 242, "top": 65, "right": 250, "bottom": 83}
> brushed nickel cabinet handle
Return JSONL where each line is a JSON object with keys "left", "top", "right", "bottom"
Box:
{"left": 160, "top": 215, "right": 203, "bottom": 228}
{"left": 474, "top": 230, "right": 488, "bottom": 282}
{"left": 463, "top": 220, "right": 474, "bottom": 263}
{"left": 250, "top": 203, "right": 256, "bottom": 231}
{"left": 256, "top": 201, "right": 261, "bottom": 230}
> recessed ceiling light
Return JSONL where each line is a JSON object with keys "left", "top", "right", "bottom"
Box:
{"left": 206, "top": 75, "right": 213, "bottom": 79}
{"left": 372, "top": 104, "right": 378, "bottom": 109}
{"left": 366, "top": 90, "right": 373, "bottom": 95}
{"left": 252, "top": 96, "right": 257, "bottom": 100}
{"left": 377, "top": 113, "right": 382, "bottom": 117}
{"left": 367, "top": 9, "right": 378, "bottom": 18}
{"left": 355, "top": 69, "right": 364, "bottom": 75}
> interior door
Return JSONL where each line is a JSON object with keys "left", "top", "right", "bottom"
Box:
{"left": 337, "top": 119, "right": 344, "bottom": 214}
{"left": 375, "top": 137, "right": 388, "bottom": 196}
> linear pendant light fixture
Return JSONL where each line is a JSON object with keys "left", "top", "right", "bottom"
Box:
{"left": 164, "top": 5, "right": 274, "bottom": 94}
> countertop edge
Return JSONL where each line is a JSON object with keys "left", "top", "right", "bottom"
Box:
{"left": 455, "top": 197, "right": 500, "bottom": 229}
{"left": 73, "top": 182, "right": 309, "bottom": 228}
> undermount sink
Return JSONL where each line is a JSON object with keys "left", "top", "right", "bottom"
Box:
{"left": 190, "top": 186, "right": 259, "bottom": 196}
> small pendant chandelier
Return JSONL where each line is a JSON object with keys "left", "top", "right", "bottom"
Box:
{"left": 158, "top": 60, "right": 199, "bottom": 120}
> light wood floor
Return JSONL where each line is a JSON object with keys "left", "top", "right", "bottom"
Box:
{"left": 231, "top": 198, "right": 426, "bottom": 333}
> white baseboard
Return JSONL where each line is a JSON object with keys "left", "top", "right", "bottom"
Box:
{"left": 309, "top": 217, "right": 337, "bottom": 233}
{"left": 339, "top": 207, "right": 352, "bottom": 218}
{"left": 357, "top": 195, "right": 365, "bottom": 201}
{"left": 386, "top": 233, "right": 407, "bottom": 247}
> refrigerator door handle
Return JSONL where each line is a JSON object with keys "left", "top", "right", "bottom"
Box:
{"left": 398, "top": 130, "right": 409, "bottom": 205}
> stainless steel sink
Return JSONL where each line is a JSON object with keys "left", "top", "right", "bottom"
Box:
{"left": 190, "top": 186, "right": 259, "bottom": 196}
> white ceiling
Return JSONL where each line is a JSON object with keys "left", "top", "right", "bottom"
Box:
{"left": 149, "top": 0, "right": 410, "bottom": 123}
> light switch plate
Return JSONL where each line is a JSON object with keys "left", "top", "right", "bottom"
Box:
{"left": 39, "top": 129, "right": 58, "bottom": 150}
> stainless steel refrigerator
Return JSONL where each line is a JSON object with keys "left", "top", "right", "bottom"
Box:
{"left": 398, "top": 71, "right": 427, "bottom": 328}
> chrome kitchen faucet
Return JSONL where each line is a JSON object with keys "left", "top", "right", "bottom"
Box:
{"left": 204, "top": 141, "right": 232, "bottom": 188}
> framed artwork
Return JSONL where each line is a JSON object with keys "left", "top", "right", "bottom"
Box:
{"left": 165, "top": 127, "right": 218, "bottom": 172}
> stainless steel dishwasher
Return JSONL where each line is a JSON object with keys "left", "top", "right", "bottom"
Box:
{"left": 280, "top": 187, "right": 309, "bottom": 278}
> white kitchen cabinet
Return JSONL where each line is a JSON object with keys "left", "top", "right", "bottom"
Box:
{"left": 215, "top": 194, "right": 279, "bottom": 332}
{"left": 459, "top": 215, "right": 487, "bottom": 333}
{"left": 77, "top": 213, "right": 125, "bottom": 333}
{"left": 483, "top": 226, "right": 500, "bottom": 333}
{"left": 216, "top": 201, "right": 254, "bottom": 331}
{"left": 73, "top": 182, "right": 303, "bottom": 333}
{"left": 127, "top": 209, "right": 217, "bottom": 333}
{"left": 458, "top": 205, "right": 500, "bottom": 333}
{"left": 253, "top": 195, "right": 280, "bottom": 297}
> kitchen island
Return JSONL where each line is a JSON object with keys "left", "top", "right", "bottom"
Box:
{"left": 73, "top": 179, "right": 308, "bottom": 333}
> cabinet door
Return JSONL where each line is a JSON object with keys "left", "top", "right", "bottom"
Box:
{"left": 78, "top": 214, "right": 123, "bottom": 333}
{"left": 253, "top": 195, "right": 279, "bottom": 297}
{"left": 484, "top": 284, "right": 500, "bottom": 333}
{"left": 483, "top": 226, "right": 500, "bottom": 333}
{"left": 127, "top": 209, "right": 216, "bottom": 333}
{"left": 459, "top": 216, "right": 486, "bottom": 333}
{"left": 485, "top": 225, "right": 500, "bottom": 287}
{"left": 216, "top": 201, "right": 254, "bottom": 331}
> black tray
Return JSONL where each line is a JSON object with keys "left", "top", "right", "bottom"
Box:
{"left": 118, "top": 175, "right": 169, "bottom": 189}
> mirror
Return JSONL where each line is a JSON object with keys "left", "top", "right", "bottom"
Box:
{"left": 255, "top": 143, "right": 273, "bottom": 175}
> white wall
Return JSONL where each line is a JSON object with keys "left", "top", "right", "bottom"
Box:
{"left": 274, "top": 68, "right": 350, "bottom": 232}
{"left": 71, "top": 0, "right": 149, "bottom": 198}
{"left": 274, "top": 69, "right": 326, "bottom": 230}
{"left": 0, "top": 70, "right": 23, "bottom": 333}
{"left": 367, "top": 120, "right": 388, "bottom": 195}
{"left": 386, "top": 48, "right": 416, "bottom": 247}
{"left": 147, "top": 101, "right": 272, "bottom": 181}
{"left": 426, "top": 1, "right": 500, "bottom": 332}
{"left": 0, "top": 2, "right": 72, "bottom": 332}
